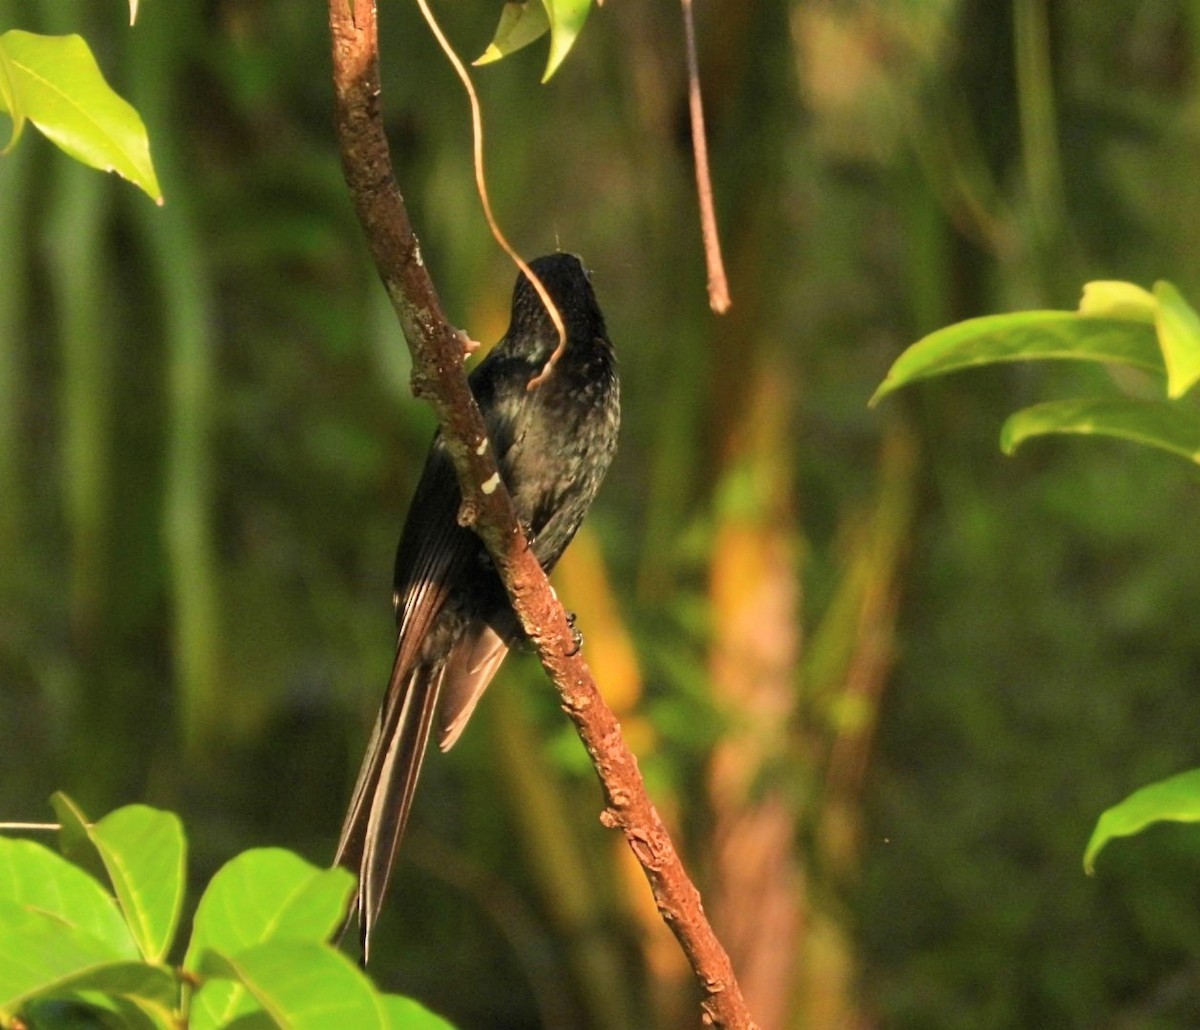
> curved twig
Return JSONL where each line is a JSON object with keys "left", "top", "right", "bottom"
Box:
{"left": 680, "top": 0, "right": 730, "bottom": 314}
{"left": 411, "top": 0, "right": 569, "bottom": 388}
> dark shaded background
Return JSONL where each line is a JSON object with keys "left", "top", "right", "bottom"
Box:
{"left": 4, "top": 0, "right": 1200, "bottom": 1026}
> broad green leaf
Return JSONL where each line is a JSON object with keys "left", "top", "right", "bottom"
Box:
{"left": 0, "top": 837, "right": 137, "bottom": 959}
{"left": 0, "top": 898, "right": 123, "bottom": 1015}
{"left": 51, "top": 794, "right": 186, "bottom": 964}
{"left": 185, "top": 849, "right": 354, "bottom": 966}
{"left": 199, "top": 942, "right": 388, "bottom": 1030}
{"left": 53, "top": 792, "right": 110, "bottom": 886}
{"left": 126, "top": 998, "right": 183, "bottom": 1030}
{"left": 185, "top": 849, "right": 354, "bottom": 1030}
{"left": 999, "top": 398, "right": 1200, "bottom": 464}
{"left": 870, "top": 312, "right": 1164, "bottom": 406}
{"left": 1084, "top": 768, "right": 1200, "bottom": 874}
{"left": 53, "top": 791, "right": 92, "bottom": 849}
{"left": 474, "top": 2, "right": 550, "bottom": 67}
{"left": 189, "top": 977, "right": 261, "bottom": 1030}
{"left": 1078, "top": 280, "right": 1157, "bottom": 323}
{"left": 54, "top": 964, "right": 175, "bottom": 1001}
{"left": 69, "top": 992, "right": 176, "bottom": 1030}
{"left": 1154, "top": 280, "right": 1200, "bottom": 399}
{"left": 0, "top": 38, "right": 25, "bottom": 152}
{"left": 21, "top": 997, "right": 137, "bottom": 1030}
{"left": 0, "top": 947, "right": 176, "bottom": 1027}
{"left": 92, "top": 807, "right": 186, "bottom": 964}
{"left": 542, "top": 0, "right": 592, "bottom": 81}
{"left": 36, "top": 962, "right": 177, "bottom": 1013}
{"left": 0, "top": 30, "right": 161, "bottom": 202}
{"left": 381, "top": 994, "right": 459, "bottom": 1030}
{"left": 22, "top": 994, "right": 177, "bottom": 1030}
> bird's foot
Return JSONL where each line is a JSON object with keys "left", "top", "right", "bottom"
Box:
{"left": 457, "top": 329, "right": 482, "bottom": 356}
{"left": 565, "top": 611, "right": 584, "bottom": 657}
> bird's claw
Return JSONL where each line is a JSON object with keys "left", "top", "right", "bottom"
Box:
{"left": 565, "top": 611, "right": 583, "bottom": 657}
{"left": 457, "top": 329, "right": 481, "bottom": 356}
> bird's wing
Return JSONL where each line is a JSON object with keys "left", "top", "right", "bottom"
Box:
{"left": 437, "top": 616, "right": 514, "bottom": 751}
{"left": 391, "top": 436, "right": 478, "bottom": 663}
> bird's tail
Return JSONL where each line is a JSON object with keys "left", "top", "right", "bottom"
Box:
{"left": 334, "top": 651, "right": 444, "bottom": 962}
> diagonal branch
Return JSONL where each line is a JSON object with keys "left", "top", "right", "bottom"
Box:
{"left": 327, "top": 2, "right": 756, "bottom": 1026}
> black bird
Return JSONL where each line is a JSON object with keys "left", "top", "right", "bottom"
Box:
{"left": 335, "top": 253, "right": 620, "bottom": 957}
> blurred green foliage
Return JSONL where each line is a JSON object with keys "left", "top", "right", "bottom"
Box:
{"left": 4, "top": 0, "right": 1200, "bottom": 1026}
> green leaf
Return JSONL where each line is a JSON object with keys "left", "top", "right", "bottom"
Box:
{"left": 65, "top": 965, "right": 175, "bottom": 999}
{"left": 474, "top": 2, "right": 550, "bottom": 67}
{"left": 199, "top": 942, "right": 388, "bottom": 1030}
{"left": 1084, "top": 768, "right": 1200, "bottom": 874}
{"left": 0, "top": 837, "right": 137, "bottom": 960}
{"left": 0, "top": 38, "right": 26, "bottom": 153}
{"left": 0, "top": 899, "right": 113, "bottom": 1012}
{"left": 53, "top": 792, "right": 106, "bottom": 881}
{"left": 541, "top": 0, "right": 593, "bottom": 81}
{"left": 870, "top": 312, "right": 1164, "bottom": 406}
{"left": 189, "top": 977, "right": 261, "bottom": 1030}
{"left": 999, "top": 398, "right": 1200, "bottom": 464}
{"left": 0, "top": 898, "right": 158, "bottom": 1018}
{"left": 21, "top": 997, "right": 140, "bottom": 1030}
{"left": 1077, "top": 280, "right": 1157, "bottom": 323}
{"left": 185, "top": 849, "right": 353, "bottom": 965}
{"left": 51, "top": 795, "right": 186, "bottom": 964}
{"left": 380, "top": 994, "right": 459, "bottom": 1030}
{"left": 78, "top": 992, "right": 177, "bottom": 1030}
{"left": 0, "top": 842, "right": 175, "bottom": 1020}
{"left": 37, "top": 965, "right": 175, "bottom": 1013}
{"left": 473, "top": 0, "right": 591, "bottom": 80}
{"left": 185, "top": 849, "right": 355, "bottom": 1030}
{"left": 92, "top": 807, "right": 186, "bottom": 964}
{"left": 0, "top": 30, "right": 161, "bottom": 202}
{"left": 1153, "top": 280, "right": 1200, "bottom": 399}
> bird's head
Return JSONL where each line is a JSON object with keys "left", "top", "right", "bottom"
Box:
{"left": 506, "top": 253, "right": 607, "bottom": 358}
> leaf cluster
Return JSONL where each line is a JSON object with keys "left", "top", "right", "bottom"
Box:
{"left": 873, "top": 280, "right": 1200, "bottom": 463}
{"left": 0, "top": 796, "right": 453, "bottom": 1030}
{"left": 873, "top": 281, "right": 1200, "bottom": 877}
{"left": 474, "top": 0, "right": 594, "bottom": 82}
